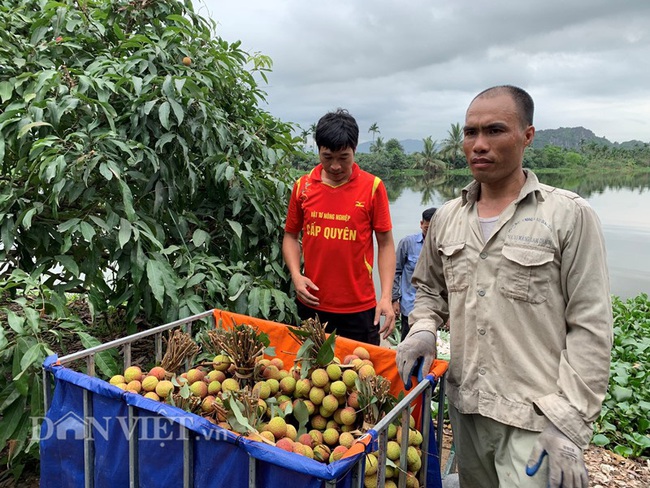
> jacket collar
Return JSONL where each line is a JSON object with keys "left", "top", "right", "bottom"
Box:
{"left": 461, "top": 168, "right": 544, "bottom": 206}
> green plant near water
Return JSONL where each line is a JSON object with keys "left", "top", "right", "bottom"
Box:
{"left": 593, "top": 293, "right": 650, "bottom": 458}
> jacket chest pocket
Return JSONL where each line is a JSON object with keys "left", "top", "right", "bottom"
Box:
{"left": 439, "top": 242, "right": 468, "bottom": 293}
{"left": 405, "top": 254, "right": 419, "bottom": 273}
{"left": 498, "top": 245, "right": 555, "bottom": 303}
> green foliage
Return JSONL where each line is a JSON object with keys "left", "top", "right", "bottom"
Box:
{"left": 413, "top": 136, "right": 445, "bottom": 175}
{"left": 523, "top": 143, "right": 650, "bottom": 170}
{"left": 0, "top": 270, "right": 113, "bottom": 474}
{"left": 440, "top": 122, "right": 465, "bottom": 169}
{"left": 355, "top": 374, "right": 395, "bottom": 426}
{"left": 384, "top": 138, "right": 404, "bottom": 154}
{"left": 0, "top": 0, "right": 299, "bottom": 327}
{"left": 594, "top": 294, "right": 650, "bottom": 458}
{"left": 356, "top": 138, "right": 410, "bottom": 176}
{"left": 286, "top": 150, "right": 317, "bottom": 172}
{"left": 369, "top": 136, "right": 385, "bottom": 154}
{"left": 289, "top": 328, "right": 336, "bottom": 375}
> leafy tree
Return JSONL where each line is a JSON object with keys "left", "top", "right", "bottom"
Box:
{"left": 0, "top": 0, "right": 299, "bottom": 327}
{"left": 370, "top": 136, "right": 385, "bottom": 154}
{"left": 540, "top": 145, "right": 565, "bottom": 168}
{"left": 385, "top": 138, "right": 405, "bottom": 154}
{"left": 0, "top": 0, "right": 303, "bottom": 476}
{"left": 441, "top": 122, "right": 465, "bottom": 169}
{"left": 287, "top": 150, "right": 318, "bottom": 172}
{"left": 413, "top": 136, "right": 445, "bottom": 174}
{"left": 383, "top": 138, "right": 408, "bottom": 172}
{"left": 564, "top": 151, "right": 585, "bottom": 168}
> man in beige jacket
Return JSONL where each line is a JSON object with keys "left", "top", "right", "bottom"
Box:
{"left": 397, "top": 85, "right": 612, "bottom": 488}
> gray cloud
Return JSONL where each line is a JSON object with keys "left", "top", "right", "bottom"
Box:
{"left": 197, "top": 0, "right": 650, "bottom": 143}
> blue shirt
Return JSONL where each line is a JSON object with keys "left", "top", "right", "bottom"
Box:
{"left": 391, "top": 232, "right": 425, "bottom": 316}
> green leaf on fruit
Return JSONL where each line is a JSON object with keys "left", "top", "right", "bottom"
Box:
{"left": 179, "top": 383, "right": 190, "bottom": 399}
{"left": 293, "top": 400, "right": 309, "bottom": 429}
{"left": 227, "top": 398, "right": 253, "bottom": 434}
{"left": 316, "top": 333, "right": 336, "bottom": 365}
{"left": 296, "top": 338, "right": 314, "bottom": 358}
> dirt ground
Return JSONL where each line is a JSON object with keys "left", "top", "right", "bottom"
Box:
{"left": 0, "top": 471, "right": 38, "bottom": 488}
{"left": 438, "top": 426, "right": 650, "bottom": 487}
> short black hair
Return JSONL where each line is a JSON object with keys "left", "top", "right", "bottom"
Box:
{"left": 314, "top": 108, "right": 359, "bottom": 151}
{"left": 473, "top": 85, "right": 534, "bottom": 127}
{"left": 422, "top": 207, "right": 437, "bottom": 221}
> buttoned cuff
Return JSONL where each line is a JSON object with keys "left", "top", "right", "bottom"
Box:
{"left": 534, "top": 393, "right": 593, "bottom": 448}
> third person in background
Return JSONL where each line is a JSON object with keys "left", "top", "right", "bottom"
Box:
{"left": 392, "top": 207, "right": 437, "bottom": 341}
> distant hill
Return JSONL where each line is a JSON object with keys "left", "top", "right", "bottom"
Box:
{"left": 357, "top": 128, "right": 646, "bottom": 154}
{"left": 532, "top": 127, "right": 647, "bottom": 150}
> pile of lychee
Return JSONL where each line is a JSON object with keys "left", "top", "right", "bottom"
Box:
{"left": 108, "top": 346, "right": 424, "bottom": 486}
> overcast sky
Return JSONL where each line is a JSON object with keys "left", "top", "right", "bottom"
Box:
{"left": 194, "top": 0, "right": 650, "bottom": 145}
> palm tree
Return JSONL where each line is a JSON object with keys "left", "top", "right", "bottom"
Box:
{"left": 440, "top": 122, "right": 465, "bottom": 169}
{"left": 368, "top": 122, "right": 380, "bottom": 142}
{"left": 299, "top": 127, "right": 311, "bottom": 151}
{"left": 413, "top": 136, "right": 445, "bottom": 174}
{"left": 310, "top": 123, "right": 317, "bottom": 153}
{"left": 370, "top": 136, "right": 385, "bottom": 154}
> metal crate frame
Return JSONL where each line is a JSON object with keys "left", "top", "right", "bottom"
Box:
{"left": 43, "top": 310, "right": 447, "bottom": 488}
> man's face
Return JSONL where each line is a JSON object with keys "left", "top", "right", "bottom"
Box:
{"left": 319, "top": 146, "right": 355, "bottom": 184}
{"left": 420, "top": 219, "right": 431, "bottom": 237}
{"left": 462, "top": 93, "right": 534, "bottom": 186}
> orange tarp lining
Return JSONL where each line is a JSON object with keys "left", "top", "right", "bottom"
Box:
{"left": 212, "top": 309, "right": 446, "bottom": 397}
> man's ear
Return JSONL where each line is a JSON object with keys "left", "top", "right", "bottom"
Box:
{"left": 524, "top": 125, "right": 535, "bottom": 146}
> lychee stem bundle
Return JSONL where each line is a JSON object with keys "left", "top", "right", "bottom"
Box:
{"left": 203, "top": 323, "right": 266, "bottom": 387}
{"left": 160, "top": 329, "right": 200, "bottom": 374}
{"left": 222, "top": 386, "right": 263, "bottom": 435}
{"left": 170, "top": 393, "right": 202, "bottom": 414}
{"left": 288, "top": 315, "right": 328, "bottom": 352}
{"left": 357, "top": 375, "right": 392, "bottom": 427}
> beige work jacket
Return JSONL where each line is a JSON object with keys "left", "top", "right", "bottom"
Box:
{"left": 409, "top": 170, "right": 613, "bottom": 448}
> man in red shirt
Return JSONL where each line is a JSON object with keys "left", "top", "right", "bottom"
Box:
{"left": 283, "top": 109, "right": 396, "bottom": 345}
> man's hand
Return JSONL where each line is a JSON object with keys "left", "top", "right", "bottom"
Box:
{"left": 292, "top": 275, "right": 319, "bottom": 307}
{"left": 375, "top": 296, "right": 395, "bottom": 340}
{"left": 392, "top": 299, "right": 400, "bottom": 316}
{"left": 526, "top": 423, "right": 588, "bottom": 488}
{"left": 396, "top": 330, "right": 436, "bottom": 387}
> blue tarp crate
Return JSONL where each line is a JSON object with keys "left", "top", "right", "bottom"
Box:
{"left": 41, "top": 309, "right": 447, "bottom": 487}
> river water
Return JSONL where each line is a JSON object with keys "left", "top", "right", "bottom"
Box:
{"left": 384, "top": 171, "right": 650, "bottom": 300}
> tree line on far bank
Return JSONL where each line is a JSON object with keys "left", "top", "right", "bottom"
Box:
{"left": 291, "top": 123, "right": 650, "bottom": 177}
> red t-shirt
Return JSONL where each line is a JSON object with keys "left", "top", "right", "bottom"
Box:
{"left": 285, "top": 163, "right": 392, "bottom": 313}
